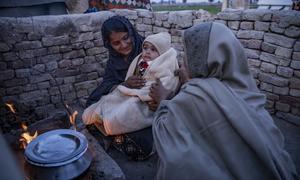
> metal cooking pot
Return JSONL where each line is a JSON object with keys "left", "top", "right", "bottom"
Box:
{"left": 24, "top": 129, "right": 92, "bottom": 180}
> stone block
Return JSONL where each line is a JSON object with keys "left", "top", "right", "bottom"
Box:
{"left": 136, "top": 24, "right": 152, "bottom": 32}
{"left": 244, "top": 48, "right": 260, "bottom": 59}
{"left": 290, "top": 78, "right": 300, "bottom": 89}
{"left": 273, "top": 86, "right": 289, "bottom": 95}
{"left": 49, "top": 87, "right": 60, "bottom": 95}
{"left": 264, "top": 33, "right": 295, "bottom": 48}
{"left": 254, "top": 21, "right": 269, "bottom": 31}
{"left": 284, "top": 26, "right": 300, "bottom": 38}
{"left": 0, "top": 62, "right": 7, "bottom": 70}
{"left": 60, "top": 45, "right": 72, "bottom": 53}
{"left": 270, "top": 22, "right": 285, "bottom": 34}
{"left": 242, "top": 9, "right": 271, "bottom": 21}
{"left": 86, "top": 47, "right": 106, "bottom": 56}
{"left": 46, "top": 61, "right": 58, "bottom": 72}
{"left": 260, "top": 82, "right": 273, "bottom": 92}
{"left": 293, "top": 52, "right": 300, "bottom": 61}
{"left": 240, "top": 21, "right": 253, "bottom": 30}
{"left": 217, "top": 10, "right": 242, "bottom": 20}
{"left": 63, "top": 50, "right": 85, "bottom": 59}
{"left": 19, "top": 49, "right": 35, "bottom": 59}
{"left": 290, "top": 89, "right": 300, "bottom": 97}
{"left": 34, "top": 48, "right": 48, "bottom": 57}
{"left": 27, "top": 33, "right": 42, "bottom": 41}
{"left": 6, "top": 86, "right": 24, "bottom": 95}
{"left": 48, "top": 46, "right": 60, "bottom": 54}
{"left": 70, "top": 32, "right": 94, "bottom": 43}
{"left": 58, "top": 59, "right": 72, "bottom": 68}
{"left": 228, "top": 21, "right": 240, "bottom": 30}
{"left": 87, "top": 72, "right": 98, "bottom": 80}
{"left": 154, "top": 11, "right": 169, "bottom": 21}
{"left": 83, "top": 41, "right": 94, "bottom": 49}
{"left": 258, "top": 72, "right": 289, "bottom": 86}
{"left": 15, "top": 69, "right": 31, "bottom": 78}
{"left": 137, "top": 9, "right": 153, "bottom": 18}
{"left": 3, "top": 52, "right": 18, "bottom": 61}
{"left": 80, "top": 63, "right": 102, "bottom": 73}
{"left": 0, "top": 70, "right": 14, "bottom": 81}
{"left": 275, "top": 102, "right": 290, "bottom": 112}
{"left": 291, "top": 60, "right": 300, "bottom": 69}
{"left": 153, "top": 26, "right": 168, "bottom": 33}
{"left": 265, "top": 92, "right": 279, "bottom": 100}
{"left": 275, "top": 47, "right": 292, "bottom": 59}
{"left": 30, "top": 74, "right": 52, "bottom": 83}
{"left": 277, "top": 66, "right": 293, "bottom": 78}
{"left": 15, "top": 41, "right": 42, "bottom": 50}
{"left": 240, "top": 39, "right": 261, "bottom": 49}
{"left": 0, "top": 43, "right": 10, "bottom": 52}
{"left": 84, "top": 56, "right": 96, "bottom": 63}
{"left": 294, "top": 41, "right": 300, "bottom": 52}
{"left": 42, "top": 36, "right": 69, "bottom": 46}
{"left": 261, "top": 42, "right": 277, "bottom": 53}
{"left": 72, "top": 58, "right": 85, "bottom": 66}
{"left": 113, "top": 9, "right": 138, "bottom": 19}
{"left": 37, "top": 54, "right": 62, "bottom": 64}
{"left": 168, "top": 11, "right": 193, "bottom": 29}
{"left": 38, "top": 81, "right": 50, "bottom": 89}
{"left": 260, "top": 52, "right": 290, "bottom": 66}
{"left": 32, "top": 64, "right": 45, "bottom": 74}
{"left": 248, "top": 58, "right": 261, "bottom": 67}
{"left": 162, "top": 21, "right": 171, "bottom": 28}
{"left": 74, "top": 80, "right": 98, "bottom": 91}
{"left": 19, "top": 90, "right": 48, "bottom": 101}
{"left": 237, "top": 30, "right": 264, "bottom": 39}
{"left": 76, "top": 90, "right": 88, "bottom": 98}
{"left": 64, "top": 76, "right": 76, "bottom": 84}
{"left": 260, "top": 62, "right": 276, "bottom": 73}
{"left": 154, "top": 20, "right": 162, "bottom": 26}
{"left": 142, "top": 18, "right": 152, "bottom": 25}
{"left": 51, "top": 95, "right": 61, "bottom": 103}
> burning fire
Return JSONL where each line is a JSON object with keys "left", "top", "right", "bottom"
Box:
{"left": 6, "top": 103, "right": 38, "bottom": 149}
{"left": 20, "top": 123, "right": 38, "bottom": 149}
{"left": 66, "top": 104, "right": 78, "bottom": 130}
{"left": 69, "top": 111, "right": 78, "bottom": 130}
{"left": 5, "top": 103, "right": 16, "bottom": 114}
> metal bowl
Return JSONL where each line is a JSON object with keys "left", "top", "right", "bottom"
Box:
{"left": 24, "top": 129, "right": 92, "bottom": 180}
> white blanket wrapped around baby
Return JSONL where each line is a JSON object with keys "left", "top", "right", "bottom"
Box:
{"left": 82, "top": 48, "right": 179, "bottom": 135}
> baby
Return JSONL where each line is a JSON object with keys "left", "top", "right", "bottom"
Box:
{"left": 82, "top": 32, "right": 179, "bottom": 135}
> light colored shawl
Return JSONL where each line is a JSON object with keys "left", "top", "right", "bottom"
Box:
{"left": 153, "top": 22, "right": 298, "bottom": 180}
{"left": 82, "top": 32, "right": 179, "bottom": 135}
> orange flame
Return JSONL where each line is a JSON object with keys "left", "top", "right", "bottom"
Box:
{"left": 19, "top": 122, "right": 38, "bottom": 149}
{"left": 69, "top": 111, "right": 78, "bottom": 130}
{"left": 6, "top": 103, "right": 16, "bottom": 114}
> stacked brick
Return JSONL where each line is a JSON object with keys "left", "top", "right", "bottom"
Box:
{"left": 216, "top": 9, "right": 300, "bottom": 123}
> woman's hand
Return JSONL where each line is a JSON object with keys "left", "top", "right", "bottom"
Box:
{"left": 124, "top": 75, "right": 146, "bottom": 89}
{"left": 149, "top": 79, "right": 173, "bottom": 105}
{"left": 147, "top": 101, "right": 159, "bottom": 112}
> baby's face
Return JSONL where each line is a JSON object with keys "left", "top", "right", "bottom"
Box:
{"left": 141, "top": 42, "right": 159, "bottom": 62}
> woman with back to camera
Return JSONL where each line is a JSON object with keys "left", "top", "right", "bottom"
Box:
{"left": 150, "top": 22, "right": 298, "bottom": 179}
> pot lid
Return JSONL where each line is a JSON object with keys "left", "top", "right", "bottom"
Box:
{"left": 24, "top": 129, "right": 88, "bottom": 166}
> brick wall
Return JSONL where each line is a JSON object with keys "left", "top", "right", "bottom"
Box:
{"left": 215, "top": 9, "right": 300, "bottom": 124}
{"left": 0, "top": 9, "right": 299, "bottom": 132}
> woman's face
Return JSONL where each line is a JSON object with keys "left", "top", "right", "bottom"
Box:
{"left": 109, "top": 31, "right": 133, "bottom": 57}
